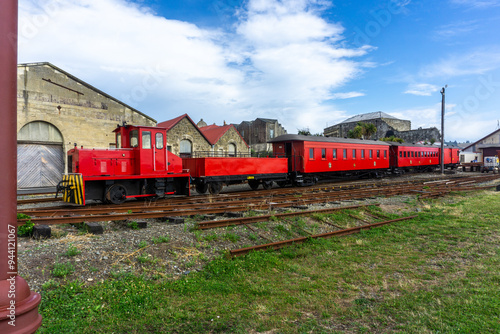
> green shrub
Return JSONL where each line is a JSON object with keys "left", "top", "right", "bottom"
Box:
{"left": 17, "top": 213, "right": 34, "bottom": 237}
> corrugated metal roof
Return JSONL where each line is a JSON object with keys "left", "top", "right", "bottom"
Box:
{"left": 340, "top": 111, "right": 403, "bottom": 124}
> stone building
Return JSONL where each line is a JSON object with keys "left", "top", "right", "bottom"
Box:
{"left": 157, "top": 114, "right": 211, "bottom": 157}
{"left": 324, "top": 111, "right": 440, "bottom": 143}
{"left": 236, "top": 118, "right": 287, "bottom": 153}
{"left": 199, "top": 122, "right": 249, "bottom": 157}
{"left": 17, "top": 62, "right": 156, "bottom": 189}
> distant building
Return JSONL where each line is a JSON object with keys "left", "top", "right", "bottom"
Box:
{"left": 157, "top": 114, "right": 211, "bottom": 158}
{"left": 236, "top": 118, "right": 287, "bottom": 153}
{"left": 324, "top": 111, "right": 440, "bottom": 143}
{"left": 460, "top": 127, "right": 500, "bottom": 164}
{"left": 157, "top": 115, "right": 249, "bottom": 157}
{"left": 17, "top": 62, "right": 156, "bottom": 189}
{"left": 199, "top": 122, "right": 249, "bottom": 157}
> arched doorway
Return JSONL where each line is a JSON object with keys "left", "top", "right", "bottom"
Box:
{"left": 179, "top": 139, "right": 192, "bottom": 158}
{"left": 17, "top": 121, "right": 64, "bottom": 189}
{"left": 228, "top": 143, "right": 236, "bottom": 157}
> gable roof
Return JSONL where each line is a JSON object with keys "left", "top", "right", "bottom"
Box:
{"left": 199, "top": 124, "right": 249, "bottom": 147}
{"left": 157, "top": 114, "right": 211, "bottom": 143}
{"left": 340, "top": 111, "right": 405, "bottom": 124}
{"left": 18, "top": 62, "right": 156, "bottom": 123}
{"left": 462, "top": 127, "right": 500, "bottom": 151}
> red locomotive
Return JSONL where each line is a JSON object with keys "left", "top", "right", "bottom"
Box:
{"left": 57, "top": 124, "right": 191, "bottom": 205}
{"left": 58, "top": 127, "right": 460, "bottom": 205}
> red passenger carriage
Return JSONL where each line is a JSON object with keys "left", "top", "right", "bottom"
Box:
{"left": 270, "top": 135, "right": 391, "bottom": 185}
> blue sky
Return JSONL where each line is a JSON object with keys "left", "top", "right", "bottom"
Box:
{"left": 18, "top": 0, "right": 500, "bottom": 142}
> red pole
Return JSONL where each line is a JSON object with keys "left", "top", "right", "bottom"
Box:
{"left": 0, "top": 1, "right": 42, "bottom": 333}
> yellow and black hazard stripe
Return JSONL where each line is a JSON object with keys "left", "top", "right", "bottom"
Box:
{"left": 59, "top": 174, "right": 85, "bottom": 205}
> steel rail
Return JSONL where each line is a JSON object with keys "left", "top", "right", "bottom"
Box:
{"left": 229, "top": 215, "right": 418, "bottom": 257}
{"left": 197, "top": 204, "right": 381, "bottom": 229}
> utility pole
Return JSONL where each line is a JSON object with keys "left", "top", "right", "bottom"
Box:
{"left": 0, "top": 1, "right": 42, "bottom": 332}
{"left": 440, "top": 85, "right": 447, "bottom": 175}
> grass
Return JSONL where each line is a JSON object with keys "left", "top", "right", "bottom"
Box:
{"left": 38, "top": 191, "right": 500, "bottom": 333}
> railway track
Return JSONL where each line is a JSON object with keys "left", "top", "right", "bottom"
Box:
{"left": 17, "top": 174, "right": 499, "bottom": 226}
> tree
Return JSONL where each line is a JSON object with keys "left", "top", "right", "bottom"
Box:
{"left": 298, "top": 128, "right": 311, "bottom": 136}
{"left": 347, "top": 122, "right": 377, "bottom": 139}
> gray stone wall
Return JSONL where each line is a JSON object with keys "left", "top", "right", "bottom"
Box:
{"left": 236, "top": 118, "right": 287, "bottom": 153}
{"left": 213, "top": 127, "right": 249, "bottom": 156}
{"left": 166, "top": 117, "right": 211, "bottom": 156}
{"left": 17, "top": 63, "right": 156, "bottom": 157}
{"left": 395, "top": 127, "right": 440, "bottom": 143}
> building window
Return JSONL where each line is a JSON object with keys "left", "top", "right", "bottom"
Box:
{"left": 309, "top": 148, "right": 314, "bottom": 159}
{"left": 180, "top": 139, "right": 192, "bottom": 158}
{"left": 155, "top": 133, "right": 164, "bottom": 149}
{"left": 228, "top": 143, "right": 236, "bottom": 157}
{"left": 321, "top": 148, "right": 326, "bottom": 159}
{"left": 269, "top": 129, "right": 275, "bottom": 139}
{"left": 332, "top": 149, "right": 337, "bottom": 159}
{"left": 167, "top": 145, "right": 172, "bottom": 152}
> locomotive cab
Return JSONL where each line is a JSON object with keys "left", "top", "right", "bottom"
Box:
{"left": 57, "top": 124, "right": 190, "bottom": 205}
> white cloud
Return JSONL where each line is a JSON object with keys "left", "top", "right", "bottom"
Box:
{"left": 331, "top": 92, "right": 365, "bottom": 99}
{"left": 418, "top": 50, "right": 500, "bottom": 78}
{"left": 18, "top": 0, "right": 369, "bottom": 134}
{"left": 449, "top": 0, "right": 500, "bottom": 8}
{"left": 404, "top": 83, "right": 440, "bottom": 96}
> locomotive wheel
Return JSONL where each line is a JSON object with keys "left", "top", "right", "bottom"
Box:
{"left": 277, "top": 181, "right": 288, "bottom": 188}
{"left": 262, "top": 180, "right": 273, "bottom": 190}
{"left": 248, "top": 179, "right": 260, "bottom": 190}
{"left": 105, "top": 184, "right": 127, "bottom": 204}
{"left": 208, "top": 182, "right": 223, "bottom": 195}
{"left": 195, "top": 182, "right": 208, "bottom": 194}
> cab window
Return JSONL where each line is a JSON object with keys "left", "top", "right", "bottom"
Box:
{"left": 155, "top": 133, "right": 164, "bottom": 149}
{"left": 142, "top": 131, "right": 151, "bottom": 149}
{"left": 116, "top": 133, "right": 122, "bottom": 148}
{"left": 130, "top": 130, "right": 139, "bottom": 148}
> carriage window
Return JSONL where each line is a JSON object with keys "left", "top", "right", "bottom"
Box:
{"left": 353, "top": 149, "right": 356, "bottom": 159}
{"left": 361, "top": 150, "right": 365, "bottom": 159}
{"left": 321, "top": 148, "right": 326, "bottom": 159}
{"left": 370, "top": 150, "right": 373, "bottom": 159}
{"left": 142, "top": 131, "right": 151, "bottom": 149}
{"left": 404, "top": 151, "right": 406, "bottom": 158}
{"left": 377, "top": 150, "right": 380, "bottom": 158}
{"left": 411, "top": 152, "right": 414, "bottom": 158}
{"left": 332, "top": 149, "right": 337, "bottom": 159}
{"left": 343, "top": 149, "right": 347, "bottom": 159}
{"left": 116, "top": 133, "right": 122, "bottom": 148}
{"left": 384, "top": 150, "right": 387, "bottom": 159}
{"left": 309, "top": 148, "right": 314, "bottom": 159}
{"left": 130, "top": 130, "right": 139, "bottom": 148}
{"left": 399, "top": 151, "right": 402, "bottom": 158}
{"left": 155, "top": 133, "right": 164, "bottom": 149}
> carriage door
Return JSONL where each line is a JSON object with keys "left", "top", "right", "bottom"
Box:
{"left": 153, "top": 131, "right": 167, "bottom": 172}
